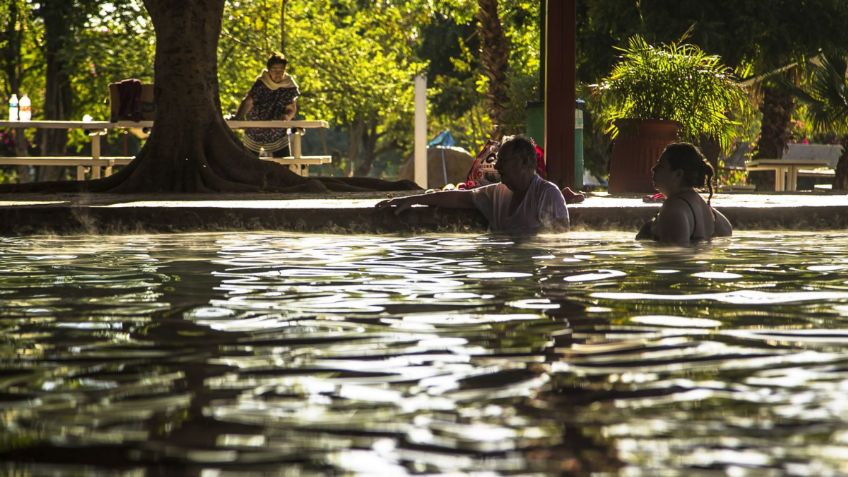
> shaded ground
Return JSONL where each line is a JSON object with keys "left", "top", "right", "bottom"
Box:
{"left": 0, "top": 191, "right": 846, "bottom": 235}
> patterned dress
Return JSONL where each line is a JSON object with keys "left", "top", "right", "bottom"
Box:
{"left": 242, "top": 76, "right": 300, "bottom": 153}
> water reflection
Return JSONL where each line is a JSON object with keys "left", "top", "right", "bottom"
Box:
{"left": 1, "top": 231, "right": 847, "bottom": 475}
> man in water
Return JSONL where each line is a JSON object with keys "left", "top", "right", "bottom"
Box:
{"left": 377, "top": 135, "right": 569, "bottom": 233}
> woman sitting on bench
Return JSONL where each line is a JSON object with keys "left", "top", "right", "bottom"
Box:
{"left": 235, "top": 52, "right": 299, "bottom": 157}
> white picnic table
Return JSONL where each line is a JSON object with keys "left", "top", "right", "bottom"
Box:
{"left": 745, "top": 158, "right": 833, "bottom": 192}
{"left": 0, "top": 119, "right": 332, "bottom": 179}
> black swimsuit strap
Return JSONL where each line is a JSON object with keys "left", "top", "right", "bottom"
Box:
{"left": 672, "top": 195, "right": 698, "bottom": 240}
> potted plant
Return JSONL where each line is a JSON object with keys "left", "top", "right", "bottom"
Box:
{"left": 595, "top": 35, "right": 747, "bottom": 193}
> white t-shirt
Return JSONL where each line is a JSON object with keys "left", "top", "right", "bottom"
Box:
{"left": 471, "top": 175, "right": 569, "bottom": 233}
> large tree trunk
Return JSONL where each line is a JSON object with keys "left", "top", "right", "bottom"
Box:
{"left": 477, "top": 0, "right": 509, "bottom": 139}
{"left": 37, "top": 0, "right": 74, "bottom": 182}
{"left": 106, "top": 0, "right": 308, "bottom": 193}
{"left": 0, "top": 0, "right": 417, "bottom": 193}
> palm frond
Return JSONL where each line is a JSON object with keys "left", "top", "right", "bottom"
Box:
{"left": 595, "top": 35, "right": 748, "bottom": 148}
{"left": 788, "top": 54, "right": 848, "bottom": 135}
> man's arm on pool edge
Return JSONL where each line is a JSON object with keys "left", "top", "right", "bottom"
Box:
{"left": 376, "top": 190, "right": 477, "bottom": 215}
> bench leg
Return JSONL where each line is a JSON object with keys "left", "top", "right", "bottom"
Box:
{"left": 89, "top": 131, "right": 103, "bottom": 179}
{"left": 289, "top": 130, "right": 303, "bottom": 159}
{"left": 287, "top": 164, "right": 303, "bottom": 176}
{"left": 774, "top": 168, "right": 785, "bottom": 192}
{"left": 787, "top": 167, "right": 798, "bottom": 191}
{"left": 76, "top": 166, "right": 86, "bottom": 180}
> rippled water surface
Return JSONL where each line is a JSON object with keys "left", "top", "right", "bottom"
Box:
{"left": 2, "top": 231, "right": 848, "bottom": 476}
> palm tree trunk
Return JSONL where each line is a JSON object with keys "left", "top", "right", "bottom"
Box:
{"left": 754, "top": 85, "right": 794, "bottom": 159}
{"left": 477, "top": 0, "right": 509, "bottom": 139}
{"left": 751, "top": 84, "right": 794, "bottom": 190}
{"left": 835, "top": 136, "right": 848, "bottom": 191}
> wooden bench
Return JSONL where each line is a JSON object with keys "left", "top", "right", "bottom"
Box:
{"left": 0, "top": 156, "right": 133, "bottom": 180}
{"left": 225, "top": 120, "right": 332, "bottom": 177}
{"left": 745, "top": 144, "right": 840, "bottom": 191}
{"left": 0, "top": 119, "right": 332, "bottom": 179}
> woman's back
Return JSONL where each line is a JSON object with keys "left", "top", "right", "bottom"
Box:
{"left": 637, "top": 142, "right": 732, "bottom": 245}
{"left": 666, "top": 190, "right": 713, "bottom": 241}
{"left": 649, "top": 190, "right": 731, "bottom": 244}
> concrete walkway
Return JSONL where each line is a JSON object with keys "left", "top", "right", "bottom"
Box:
{"left": 0, "top": 192, "right": 845, "bottom": 235}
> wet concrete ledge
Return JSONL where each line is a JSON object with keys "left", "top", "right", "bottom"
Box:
{"left": 0, "top": 192, "right": 846, "bottom": 235}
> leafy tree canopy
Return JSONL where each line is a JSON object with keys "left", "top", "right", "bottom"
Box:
{"left": 578, "top": 0, "right": 848, "bottom": 83}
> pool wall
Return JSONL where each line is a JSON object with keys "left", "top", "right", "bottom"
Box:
{"left": 0, "top": 193, "right": 846, "bottom": 235}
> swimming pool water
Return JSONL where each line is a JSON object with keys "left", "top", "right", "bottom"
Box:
{"left": 1, "top": 231, "right": 847, "bottom": 475}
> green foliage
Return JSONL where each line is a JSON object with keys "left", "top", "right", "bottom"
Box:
{"left": 498, "top": 0, "right": 540, "bottom": 135}
{"left": 65, "top": 2, "right": 154, "bottom": 150}
{"left": 290, "top": 1, "right": 425, "bottom": 124}
{"left": 416, "top": 14, "right": 478, "bottom": 118}
{"left": 0, "top": 0, "right": 547, "bottom": 180}
{"left": 791, "top": 55, "right": 848, "bottom": 136}
{"left": 0, "top": 0, "right": 154, "bottom": 159}
{"left": 577, "top": 0, "right": 848, "bottom": 84}
{"left": 596, "top": 35, "right": 748, "bottom": 148}
{"left": 426, "top": 0, "right": 541, "bottom": 150}
{"left": 218, "top": 0, "right": 428, "bottom": 175}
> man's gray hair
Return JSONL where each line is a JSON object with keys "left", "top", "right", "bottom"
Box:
{"left": 497, "top": 135, "right": 537, "bottom": 171}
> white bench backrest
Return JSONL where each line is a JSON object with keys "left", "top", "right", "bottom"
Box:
{"left": 784, "top": 144, "right": 842, "bottom": 168}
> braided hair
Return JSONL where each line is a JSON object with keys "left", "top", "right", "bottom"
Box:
{"left": 660, "top": 142, "right": 715, "bottom": 204}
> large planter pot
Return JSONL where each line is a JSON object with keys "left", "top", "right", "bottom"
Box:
{"left": 608, "top": 119, "right": 681, "bottom": 194}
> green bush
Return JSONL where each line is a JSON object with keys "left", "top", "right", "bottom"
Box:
{"left": 595, "top": 35, "right": 748, "bottom": 148}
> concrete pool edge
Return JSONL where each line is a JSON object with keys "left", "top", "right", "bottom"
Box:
{"left": 0, "top": 193, "right": 846, "bottom": 235}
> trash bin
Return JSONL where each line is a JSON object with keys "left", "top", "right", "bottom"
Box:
{"left": 525, "top": 99, "right": 585, "bottom": 189}
{"left": 574, "top": 99, "right": 585, "bottom": 190}
{"left": 525, "top": 100, "right": 545, "bottom": 148}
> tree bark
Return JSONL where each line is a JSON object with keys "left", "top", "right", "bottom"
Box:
{"left": 753, "top": 85, "right": 794, "bottom": 159}
{"left": 835, "top": 137, "right": 848, "bottom": 191}
{"left": 750, "top": 84, "right": 794, "bottom": 191}
{"left": 38, "top": 0, "right": 74, "bottom": 181}
{"left": 477, "top": 0, "right": 509, "bottom": 139}
{"left": 355, "top": 116, "right": 379, "bottom": 177}
{"left": 346, "top": 120, "right": 362, "bottom": 177}
{"left": 697, "top": 134, "right": 721, "bottom": 176}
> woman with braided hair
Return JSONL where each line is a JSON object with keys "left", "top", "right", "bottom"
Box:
{"left": 636, "top": 142, "right": 732, "bottom": 245}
